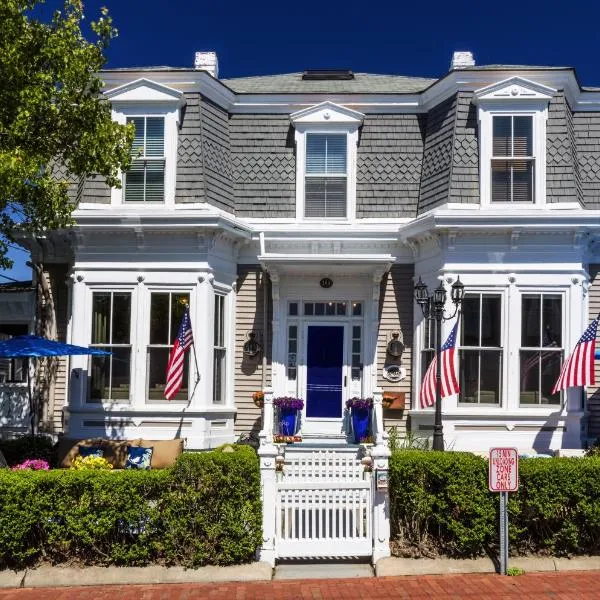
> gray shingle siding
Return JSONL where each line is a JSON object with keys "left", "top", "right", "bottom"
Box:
{"left": 356, "top": 115, "right": 424, "bottom": 218}
{"left": 418, "top": 94, "right": 457, "bottom": 213}
{"left": 449, "top": 92, "right": 479, "bottom": 204}
{"left": 547, "top": 92, "right": 581, "bottom": 204}
{"left": 176, "top": 92, "right": 205, "bottom": 204}
{"left": 80, "top": 175, "right": 110, "bottom": 204}
{"left": 230, "top": 115, "right": 296, "bottom": 218}
{"left": 200, "top": 98, "right": 234, "bottom": 213}
{"left": 574, "top": 111, "right": 600, "bottom": 209}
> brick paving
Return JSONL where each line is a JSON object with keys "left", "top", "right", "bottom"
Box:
{"left": 0, "top": 571, "right": 599, "bottom": 599}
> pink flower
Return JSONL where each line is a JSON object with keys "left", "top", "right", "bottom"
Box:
{"left": 11, "top": 459, "right": 50, "bottom": 471}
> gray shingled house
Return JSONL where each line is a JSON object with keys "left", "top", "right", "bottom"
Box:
{"left": 10, "top": 49, "right": 600, "bottom": 564}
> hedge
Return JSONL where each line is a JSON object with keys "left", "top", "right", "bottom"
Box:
{"left": 0, "top": 445, "right": 261, "bottom": 569}
{"left": 389, "top": 450, "right": 600, "bottom": 558}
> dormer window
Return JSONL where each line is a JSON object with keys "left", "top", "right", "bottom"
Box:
{"left": 491, "top": 115, "right": 534, "bottom": 203}
{"left": 305, "top": 133, "right": 347, "bottom": 218}
{"left": 125, "top": 116, "right": 165, "bottom": 202}
{"left": 290, "top": 102, "right": 364, "bottom": 221}
{"left": 475, "top": 77, "right": 555, "bottom": 207}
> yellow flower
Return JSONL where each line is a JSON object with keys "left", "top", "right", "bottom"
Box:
{"left": 71, "top": 455, "right": 113, "bottom": 470}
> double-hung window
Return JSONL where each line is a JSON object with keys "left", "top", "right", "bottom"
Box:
{"left": 147, "top": 292, "right": 190, "bottom": 401}
{"left": 90, "top": 292, "right": 132, "bottom": 402}
{"left": 459, "top": 293, "right": 503, "bottom": 404}
{"left": 491, "top": 115, "right": 534, "bottom": 203}
{"left": 305, "top": 133, "right": 347, "bottom": 219}
{"left": 0, "top": 327, "right": 28, "bottom": 383}
{"left": 213, "top": 293, "right": 227, "bottom": 404}
{"left": 520, "top": 294, "right": 563, "bottom": 405}
{"left": 124, "top": 116, "right": 165, "bottom": 202}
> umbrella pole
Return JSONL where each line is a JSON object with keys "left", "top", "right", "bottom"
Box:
{"left": 27, "top": 357, "right": 34, "bottom": 436}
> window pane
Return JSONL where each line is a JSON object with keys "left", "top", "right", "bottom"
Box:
{"left": 540, "top": 351, "right": 562, "bottom": 405}
{"left": 304, "top": 303, "right": 314, "bottom": 316}
{"left": 352, "top": 302, "right": 362, "bottom": 316}
{"left": 112, "top": 294, "right": 131, "bottom": 344}
{"left": 306, "top": 134, "right": 327, "bottom": 173}
{"left": 289, "top": 302, "right": 298, "bottom": 316}
{"left": 306, "top": 134, "right": 346, "bottom": 174}
{"left": 461, "top": 295, "right": 480, "bottom": 346}
{"left": 171, "top": 294, "right": 190, "bottom": 343}
{"left": 511, "top": 160, "right": 534, "bottom": 202}
{"left": 493, "top": 116, "right": 511, "bottom": 156}
{"left": 513, "top": 116, "right": 532, "bottom": 157}
{"left": 213, "top": 295, "right": 224, "bottom": 346}
{"left": 145, "top": 161, "right": 165, "bottom": 202}
{"left": 148, "top": 347, "right": 188, "bottom": 401}
{"left": 213, "top": 348, "right": 226, "bottom": 403}
{"left": 124, "top": 164, "right": 145, "bottom": 202}
{"left": 145, "top": 117, "right": 164, "bottom": 156}
{"left": 305, "top": 176, "right": 347, "bottom": 218}
{"left": 521, "top": 295, "right": 541, "bottom": 347}
{"left": 324, "top": 135, "right": 347, "bottom": 173}
{"left": 90, "top": 355, "right": 110, "bottom": 402}
{"left": 110, "top": 347, "right": 131, "bottom": 400}
{"left": 520, "top": 350, "right": 540, "bottom": 404}
{"left": 336, "top": 302, "right": 347, "bottom": 315}
{"left": 314, "top": 303, "right": 325, "bottom": 316}
{"left": 459, "top": 349, "right": 479, "bottom": 403}
{"left": 150, "top": 294, "right": 170, "bottom": 345}
{"left": 481, "top": 295, "right": 501, "bottom": 347}
{"left": 542, "top": 296, "right": 562, "bottom": 347}
{"left": 479, "top": 350, "right": 501, "bottom": 403}
{"left": 127, "top": 117, "right": 145, "bottom": 156}
{"left": 326, "top": 302, "right": 336, "bottom": 315}
{"left": 491, "top": 160, "right": 511, "bottom": 202}
{"left": 92, "top": 293, "right": 111, "bottom": 344}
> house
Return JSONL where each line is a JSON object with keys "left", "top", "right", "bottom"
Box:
{"left": 12, "top": 48, "right": 600, "bottom": 562}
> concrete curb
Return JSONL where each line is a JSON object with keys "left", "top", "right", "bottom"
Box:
{"left": 376, "top": 555, "right": 600, "bottom": 576}
{"left": 0, "top": 571, "right": 26, "bottom": 589}
{"left": 20, "top": 563, "right": 273, "bottom": 588}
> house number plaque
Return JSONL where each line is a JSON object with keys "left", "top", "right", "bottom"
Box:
{"left": 319, "top": 277, "right": 333, "bottom": 288}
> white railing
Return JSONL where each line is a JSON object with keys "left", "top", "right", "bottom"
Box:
{"left": 284, "top": 448, "right": 364, "bottom": 481}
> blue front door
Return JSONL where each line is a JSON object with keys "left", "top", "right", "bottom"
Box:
{"left": 306, "top": 325, "right": 344, "bottom": 418}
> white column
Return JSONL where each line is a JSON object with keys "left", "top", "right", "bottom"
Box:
{"left": 258, "top": 387, "right": 277, "bottom": 565}
{"left": 371, "top": 386, "right": 391, "bottom": 564}
{"left": 68, "top": 273, "right": 88, "bottom": 408}
{"left": 194, "top": 272, "right": 214, "bottom": 408}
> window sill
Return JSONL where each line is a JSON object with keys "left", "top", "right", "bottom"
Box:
{"left": 69, "top": 404, "right": 236, "bottom": 414}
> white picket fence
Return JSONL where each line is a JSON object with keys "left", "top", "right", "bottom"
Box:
{"left": 275, "top": 449, "right": 372, "bottom": 559}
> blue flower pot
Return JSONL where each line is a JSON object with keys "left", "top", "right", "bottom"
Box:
{"left": 279, "top": 407, "right": 298, "bottom": 436}
{"left": 351, "top": 407, "right": 370, "bottom": 443}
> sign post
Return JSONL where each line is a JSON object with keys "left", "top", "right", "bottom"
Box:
{"left": 489, "top": 447, "right": 519, "bottom": 575}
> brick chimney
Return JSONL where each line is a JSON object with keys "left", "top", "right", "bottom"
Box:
{"left": 450, "top": 51, "right": 475, "bottom": 70}
{"left": 194, "top": 51, "right": 219, "bottom": 78}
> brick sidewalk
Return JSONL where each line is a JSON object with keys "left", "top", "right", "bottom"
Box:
{"left": 0, "top": 571, "right": 599, "bottom": 599}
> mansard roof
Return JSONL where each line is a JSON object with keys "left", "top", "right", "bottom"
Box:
{"left": 219, "top": 72, "right": 436, "bottom": 94}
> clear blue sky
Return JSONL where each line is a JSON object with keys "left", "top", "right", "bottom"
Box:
{"left": 3, "top": 0, "right": 600, "bottom": 282}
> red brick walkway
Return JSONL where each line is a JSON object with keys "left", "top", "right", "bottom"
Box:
{"left": 0, "top": 571, "right": 599, "bottom": 599}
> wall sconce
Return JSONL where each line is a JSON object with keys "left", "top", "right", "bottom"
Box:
{"left": 243, "top": 332, "right": 262, "bottom": 358}
{"left": 386, "top": 331, "right": 405, "bottom": 358}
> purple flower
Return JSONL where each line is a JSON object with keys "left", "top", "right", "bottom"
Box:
{"left": 345, "top": 397, "right": 373, "bottom": 410}
{"left": 273, "top": 397, "right": 304, "bottom": 410}
{"left": 11, "top": 459, "right": 50, "bottom": 471}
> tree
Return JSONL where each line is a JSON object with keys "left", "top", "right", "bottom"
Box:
{"left": 0, "top": 0, "right": 133, "bottom": 268}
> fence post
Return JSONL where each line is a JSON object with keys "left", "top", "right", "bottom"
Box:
{"left": 371, "top": 387, "right": 391, "bottom": 564}
{"left": 258, "top": 387, "right": 277, "bottom": 566}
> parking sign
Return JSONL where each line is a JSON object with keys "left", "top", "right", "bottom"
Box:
{"left": 489, "top": 447, "right": 519, "bottom": 492}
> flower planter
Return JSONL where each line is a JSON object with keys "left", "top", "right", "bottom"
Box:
{"left": 351, "top": 407, "right": 371, "bottom": 443}
{"left": 279, "top": 407, "right": 298, "bottom": 436}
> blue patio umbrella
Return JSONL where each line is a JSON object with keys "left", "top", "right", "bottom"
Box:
{"left": 596, "top": 350, "right": 600, "bottom": 360}
{"left": 0, "top": 335, "right": 110, "bottom": 434}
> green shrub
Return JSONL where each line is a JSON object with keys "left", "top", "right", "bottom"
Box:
{"left": 0, "top": 446, "right": 261, "bottom": 569}
{"left": 0, "top": 435, "right": 55, "bottom": 467}
{"left": 390, "top": 450, "right": 600, "bottom": 558}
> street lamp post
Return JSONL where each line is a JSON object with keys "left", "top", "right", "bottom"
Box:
{"left": 414, "top": 276, "right": 465, "bottom": 451}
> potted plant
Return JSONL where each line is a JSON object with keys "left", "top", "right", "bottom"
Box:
{"left": 346, "top": 397, "right": 373, "bottom": 443}
{"left": 252, "top": 391, "right": 264, "bottom": 408}
{"left": 273, "top": 397, "right": 304, "bottom": 436}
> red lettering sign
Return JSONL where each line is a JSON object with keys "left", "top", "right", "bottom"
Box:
{"left": 489, "top": 447, "right": 519, "bottom": 492}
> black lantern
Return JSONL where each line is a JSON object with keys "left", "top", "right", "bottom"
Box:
{"left": 414, "top": 277, "right": 429, "bottom": 306}
{"left": 243, "top": 332, "right": 261, "bottom": 357}
{"left": 433, "top": 281, "right": 447, "bottom": 308}
{"left": 387, "top": 332, "right": 405, "bottom": 357}
{"left": 451, "top": 276, "right": 465, "bottom": 306}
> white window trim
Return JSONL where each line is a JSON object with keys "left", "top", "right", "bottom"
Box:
{"left": 106, "top": 79, "right": 185, "bottom": 208}
{"left": 474, "top": 77, "right": 555, "bottom": 208}
{"left": 291, "top": 102, "right": 364, "bottom": 222}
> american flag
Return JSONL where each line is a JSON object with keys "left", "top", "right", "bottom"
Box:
{"left": 552, "top": 316, "right": 599, "bottom": 395}
{"left": 419, "top": 319, "right": 460, "bottom": 409}
{"left": 164, "top": 307, "right": 194, "bottom": 400}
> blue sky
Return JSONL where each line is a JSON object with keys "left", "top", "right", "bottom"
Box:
{"left": 3, "top": 0, "right": 600, "bottom": 282}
